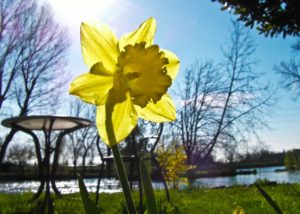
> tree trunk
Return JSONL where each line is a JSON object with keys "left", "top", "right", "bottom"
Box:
{"left": 152, "top": 157, "right": 170, "bottom": 202}
{"left": 73, "top": 161, "right": 78, "bottom": 177}
{"left": 82, "top": 152, "right": 87, "bottom": 178}
{"left": 186, "top": 151, "right": 193, "bottom": 165}
{"left": 0, "top": 129, "right": 17, "bottom": 168}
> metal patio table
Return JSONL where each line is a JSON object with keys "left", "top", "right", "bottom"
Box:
{"left": 1, "top": 115, "right": 93, "bottom": 212}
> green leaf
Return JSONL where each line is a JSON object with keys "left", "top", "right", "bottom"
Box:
{"left": 233, "top": 10, "right": 240, "bottom": 15}
{"left": 78, "top": 175, "right": 101, "bottom": 214}
{"left": 140, "top": 158, "right": 157, "bottom": 214}
{"left": 254, "top": 182, "right": 283, "bottom": 214}
{"left": 221, "top": 6, "right": 229, "bottom": 11}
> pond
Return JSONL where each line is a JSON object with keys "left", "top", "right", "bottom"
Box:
{"left": 1, "top": 166, "right": 299, "bottom": 194}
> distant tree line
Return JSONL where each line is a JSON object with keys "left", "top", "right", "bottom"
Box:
{"left": 285, "top": 149, "right": 300, "bottom": 169}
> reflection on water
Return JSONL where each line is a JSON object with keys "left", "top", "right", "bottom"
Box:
{"left": 1, "top": 166, "right": 299, "bottom": 194}
{"left": 0, "top": 178, "right": 123, "bottom": 194}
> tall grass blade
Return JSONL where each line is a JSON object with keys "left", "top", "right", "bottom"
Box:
{"left": 140, "top": 158, "right": 157, "bottom": 214}
{"left": 254, "top": 182, "right": 283, "bottom": 214}
{"left": 78, "top": 175, "right": 100, "bottom": 214}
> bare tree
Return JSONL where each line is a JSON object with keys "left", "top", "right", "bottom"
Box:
{"left": 67, "top": 98, "right": 97, "bottom": 177}
{"left": 275, "top": 40, "right": 300, "bottom": 99}
{"left": 6, "top": 142, "right": 35, "bottom": 176}
{"left": 67, "top": 99, "right": 85, "bottom": 175}
{"left": 81, "top": 128, "right": 97, "bottom": 177}
{"left": 0, "top": 0, "right": 70, "bottom": 166}
{"left": 6, "top": 142, "right": 35, "bottom": 166}
{"left": 177, "top": 60, "right": 222, "bottom": 164}
{"left": 202, "top": 21, "right": 273, "bottom": 161}
{"left": 237, "top": 141, "right": 272, "bottom": 163}
{"left": 67, "top": 130, "right": 83, "bottom": 176}
{"left": 177, "top": 21, "right": 273, "bottom": 164}
{"left": 0, "top": 0, "right": 26, "bottom": 110}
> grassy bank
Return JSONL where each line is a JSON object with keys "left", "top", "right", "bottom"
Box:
{"left": 0, "top": 184, "right": 299, "bottom": 213}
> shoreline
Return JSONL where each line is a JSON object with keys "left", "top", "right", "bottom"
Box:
{"left": 0, "top": 166, "right": 288, "bottom": 183}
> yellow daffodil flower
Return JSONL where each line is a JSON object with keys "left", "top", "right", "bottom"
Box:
{"left": 69, "top": 18, "right": 180, "bottom": 146}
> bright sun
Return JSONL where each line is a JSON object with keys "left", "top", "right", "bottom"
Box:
{"left": 46, "top": 0, "right": 118, "bottom": 26}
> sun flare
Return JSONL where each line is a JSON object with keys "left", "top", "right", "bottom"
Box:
{"left": 46, "top": 0, "right": 120, "bottom": 26}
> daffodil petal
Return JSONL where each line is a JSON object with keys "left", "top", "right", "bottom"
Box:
{"left": 96, "top": 91, "right": 138, "bottom": 146}
{"left": 81, "top": 21, "right": 119, "bottom": 72}
{"left": 135, "top": 94, "right": 176, "bottom": 122}
{"left": 69, "top": 73, "right": 113, "bottom": 105}
{"left": 161, "top": 49, "right": 180, "bottom": 80}
{"left": 118, "top": 17, "right": 156, "bottom": 51}
{"left": 91, "top": 62, "right": 113, "bottom": 76}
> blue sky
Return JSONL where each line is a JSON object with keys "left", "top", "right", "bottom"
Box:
{"left": 47, "top": 0, "right": 300, "bottom": 152}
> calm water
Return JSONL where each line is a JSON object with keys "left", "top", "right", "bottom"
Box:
{"left": 1, "top": 166, "right": 299, "bottom": 194}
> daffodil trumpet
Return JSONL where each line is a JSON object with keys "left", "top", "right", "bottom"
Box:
{"left": 69, "top": 17, "right": 179, "bottom": 214}
{"left": 70, "top": 17, "right": 179, "bottom": 146}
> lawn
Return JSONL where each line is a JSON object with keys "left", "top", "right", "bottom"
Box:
{"left": 0, "top": 184, "right": 299, "bottom": 213}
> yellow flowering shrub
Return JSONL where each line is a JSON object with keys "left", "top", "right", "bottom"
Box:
{"left": 233, "top": 206, "right": 244, "bottom": 214}
{"left": 156, "top": 142, "right": 195, "bottom": 189}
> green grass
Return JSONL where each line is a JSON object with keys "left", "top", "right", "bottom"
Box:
{"left": 0, "top": 184, "right": 299, "bottom": 213}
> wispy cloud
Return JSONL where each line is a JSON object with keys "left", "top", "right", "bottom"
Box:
{"left": 187, "top": 18, "right": 198, "bottom": 26}
{"left": 177, "top": 92, "right": 255, "bottom": 111}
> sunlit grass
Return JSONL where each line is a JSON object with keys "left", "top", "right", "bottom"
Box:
{"left": 0, "top": 184, "right": 299, "bottom": 213}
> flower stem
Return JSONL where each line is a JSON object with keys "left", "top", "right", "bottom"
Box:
{"left": 111, "top": 145, "right": 137, "bottom": 214}
{"left": 105, "top": 99, "right": 136, "bottom": 214}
